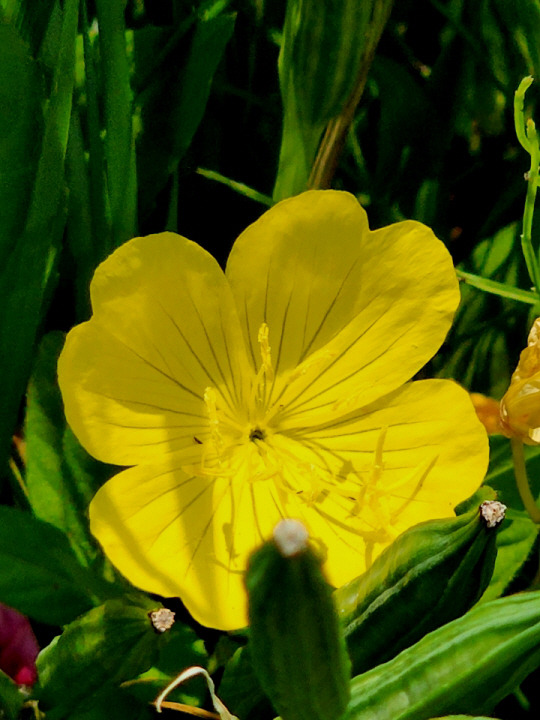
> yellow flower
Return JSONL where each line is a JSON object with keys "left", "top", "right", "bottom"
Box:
{"left": 501, "top": 317, "right": 540, "bottom": 444}
{"left": 58, "top": 190, "right": 488, "bottom": 630}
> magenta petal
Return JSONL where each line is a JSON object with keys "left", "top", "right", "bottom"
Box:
{"left": 0, "top": 604, "right": 39, "bottom": 686}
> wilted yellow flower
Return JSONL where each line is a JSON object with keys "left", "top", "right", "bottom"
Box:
{"left": 469, "top": 393, "right": 504, "bottom": 436}
{"left": 58, "top": 191, "right": 488, "bottom": 630}
{"left": 501, "top": 318, "right": 540, "bottom": 444}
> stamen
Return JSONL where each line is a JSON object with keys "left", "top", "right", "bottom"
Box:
{"left": 372, "top": 426, "right": 388, "bottom": 481}
{"left": 390, "top": 454, "right": 438, "bottom": 521}
{"left": 258, "top": 323, "right": 274, "bottom": 382}
{"left": 204, "top": 387, "right": 223, "bottom": 460}
{"left": 350, "top": 426, "right": 388, "bottom": 517}
{"left": 250, "top": 323, "right": 275, "bottom": 411}
{"left": 332, "top": 383, "right": 366, "bottom": 413}
{"left": 287, "top": 349, "right": 335, "bottom": 383}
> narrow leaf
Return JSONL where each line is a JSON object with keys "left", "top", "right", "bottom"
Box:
{"left": 136, "top": 11, "right": 235, "bottom": 217}
{"left": 95, "top": 0, "right": 137, "bottom": 246}
{"left": 0, "top": 0, "right": 77, "bottom": 472}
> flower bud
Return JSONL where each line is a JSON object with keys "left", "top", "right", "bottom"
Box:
{"left": 500, "top": 318, "right": 540, "bottom": 444}
{"left": 0, "top": 603, "right": 38, "bottom": 686}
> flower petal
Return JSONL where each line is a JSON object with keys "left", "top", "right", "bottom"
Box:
{"left": 289, "top": 378, "right": 489, "bottom": 586}
{"left": 226, "top": 190, "right": 459, "bottom": 423}
{"left": 89, "top": 457, "right": 287, "bottom": 630}
{"left": 58, "top": 233, "right": 252, "bottom": 465}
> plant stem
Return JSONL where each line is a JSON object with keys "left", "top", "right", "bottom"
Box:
{"left": 456, "top": 269, "right": 539, "bottom": 305}
{"left": 514, "top": 77, "right": 540, "bottom": 293}
{"left": 308, "top": 0, "right": 393, "bottom": 189}
{"left": 523, "top": 119, "right": 540, "bottom": 288}
{"left": 511, "top": 437, "right": 540, "bottom": 523}
{"left": 514, "top": 76, "right": 533, "bottom": 152}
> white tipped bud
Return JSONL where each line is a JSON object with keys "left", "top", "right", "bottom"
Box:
{"left": 149, "top": 608, "right": 175, "bottom": 633}
{"left": 273, "top": 519, "right": 309, "bottom": 557}
{"left": 480, "top": 500, "right": 507, "bottom": 528}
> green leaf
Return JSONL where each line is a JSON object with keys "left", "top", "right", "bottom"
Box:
{"left": 273, "top": 0, "right": 392, "bottom": 200}
{"left": 153, "top": 620, "right": 207, "bottom": 677}
{"left": 65, "top": 110, "right": 96, "bottom": 321}
{"left": 0, "top": 23, "right": 44, "bottom": 471}
{"left": 434, "top": 224, "right": 529, "bottom": 397}
{"left": 14, "top": 0, "right": 56, "bottom": 57}
{"left": 80, "top": 1, "right": 112, "bottom": 267}
{"left": 95, "top": 0, "right": 137, "bottom": 247}
{"left": 123, "top": 622, "right": 208, "bottom": 710}
{"left": 336, "top": 491, "right": 502, "bottom": 675}
{"left": 25, "top": 332, "right": 114, "bottom": 568}
{"left": 0, "top": 670, "right": 24, "bottom": 720}
{"left": 0, "top": 0, "right": 77, "bottom": 474}
{"left": 0, "top": 505, "right": 104, "bottom": 625}
{"left": 480, "top": 509, "right": 538, "bottom": 603}
{"left": 136, "top": 10, "right": 236, "bottom": 218}
{"left": 370, "top": 56, "right": 434, "bottom": 201}
{"left": 479, "top": 436, "right": 540, "bottom": 600}
{"left": 344, "top": 591, "right": 540, "bottom": 719}
{"left": 219, "top": 645, "right": 271, "bottom": 720}
{"left": 36, "top": 598, "right": 166, "bottom": 720}
{"left": 0, "top": 21, "right": 43, "bottom": 268}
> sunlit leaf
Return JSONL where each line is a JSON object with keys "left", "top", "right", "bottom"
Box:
{"left": 36, "top": 598, "right": 167, "bottom": 719}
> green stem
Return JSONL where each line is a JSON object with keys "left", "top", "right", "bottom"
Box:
{"left": 524, "top": 119, "right": 540, "bottom": 285}
{"left": 520, "top": 118, "right": 540, "bottom": 292}
{"left": 514, "top": 76, "right": 533, "bottom": 152}
{"left": 511, "top": 437, "right": 540, "bottom": 523}
{"left": 456, "top": 269, "right": 539, "bottom": 305}
{"left": 197, "top": 168, "right": 273, "bottom": 207}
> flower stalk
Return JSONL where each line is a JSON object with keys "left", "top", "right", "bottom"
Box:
{"left": 510, "top": 437, "right": 540, "bottom": 523}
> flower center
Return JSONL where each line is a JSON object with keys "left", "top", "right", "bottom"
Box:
{"left": 197, "top": 324, "right": 437, "bottom": 555}
{"left": 249, "top": 427, "right": 266, "bottom": 442}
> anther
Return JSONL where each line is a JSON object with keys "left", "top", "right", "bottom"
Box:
{"left": 258, "top": 323, "right": 274, "bottom": 381}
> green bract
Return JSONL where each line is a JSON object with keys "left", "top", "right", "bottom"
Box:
{"left": 335, "top": 490, "right": 505, "bottom": 674}
{"left": 343, "top": 591, "right": 540, "bottom": 720}
{"left": 246, "top": 520, "right": 351, "bottom": 720}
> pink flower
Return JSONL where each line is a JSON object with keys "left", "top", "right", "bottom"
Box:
{"left": 0, "top": 604, "right": 39, "bottom": 686}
